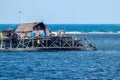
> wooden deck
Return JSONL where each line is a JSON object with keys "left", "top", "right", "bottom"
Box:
{"left": 0, "top": 36, "right": 96, "bottom": 51}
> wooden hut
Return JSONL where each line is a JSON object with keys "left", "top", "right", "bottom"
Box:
{"left": 15, "top": 22, "right": 51, "bottom": 38}
{"left": 2, "top": 29, "right": 15, "bottom": 38}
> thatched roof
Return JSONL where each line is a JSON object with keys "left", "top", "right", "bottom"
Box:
{"left": 16, "top": 22, "right": 39, "bottom": 32}
{"left": 15, "top": 22, "right": 50, "bottom": 33}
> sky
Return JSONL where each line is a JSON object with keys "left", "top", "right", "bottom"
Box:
{"left": 0, "top": 0, "right": 120, "bottom": 24}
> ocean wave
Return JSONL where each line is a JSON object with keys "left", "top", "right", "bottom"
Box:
{"left": 52, "top": 31, "right": 120, "bottom": 34}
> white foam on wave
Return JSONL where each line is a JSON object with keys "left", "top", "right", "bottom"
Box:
{"left": 88, "top": 31, "right": 120, "bottom": 34}
{"left": 52, "top": 31, "right": 120, "bottom": 34}
{"left": 87, "top": 31, "right": 118, "bottom": 34}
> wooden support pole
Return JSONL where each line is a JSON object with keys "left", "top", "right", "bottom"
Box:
{"left": 23, "top": 38, "right": 24, "bottom": 48}
{"left": 46, "top": 39, "right": 48, "bottom": 48}
{"left": 10, "top": 39, "right": 12, "bottom": 48}
{"left": 72, "top": 36, "right": 74, "bottom": 48}
{"left": 84, "top": 36, "right": 89, "bottom": 47}
{"left": 2, "top": 38, "right": 3, "bottom": 49}
{"left": 60, "top": 37, "right": 61, "bottom": 48}
{"left": 32, "top": 38, "right": 34, "bottom": 48}
{"left": 10, "top": 39, "right": 12, "bottom": 49}
{"left": 0, "top": 38, "right": 2, "bottom": 49}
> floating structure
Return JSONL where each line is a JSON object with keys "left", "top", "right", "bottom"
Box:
{"left": 0, "top": 22, "right": 96, "bottom": 51}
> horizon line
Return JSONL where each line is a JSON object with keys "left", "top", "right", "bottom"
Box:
{"left": 0, "top": 21, "right": 120, "bottom": 24}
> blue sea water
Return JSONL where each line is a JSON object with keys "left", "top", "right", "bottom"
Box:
{"left": 0, "top": 24, "right": 120, "bottom": 33}
{"left": 0, "top": 24, "right": 120, "bottom": 79}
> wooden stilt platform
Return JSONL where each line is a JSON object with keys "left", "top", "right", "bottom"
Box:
{"left": 0, "top": 22, "right": 96, "bottom": 52}
{"left": 0, "top": 36, "right": 96, "bottom": 52}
